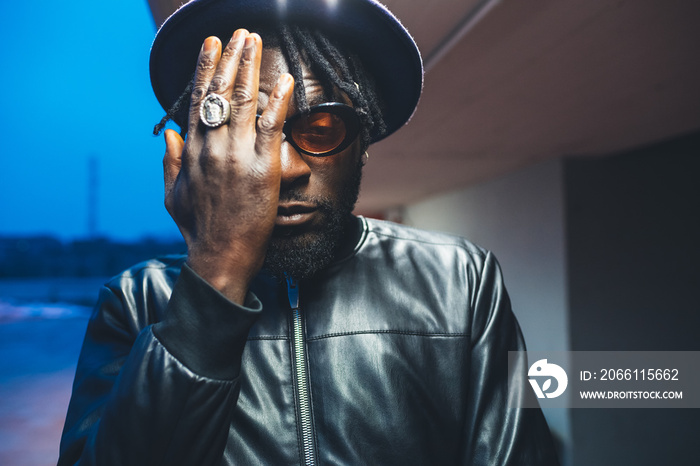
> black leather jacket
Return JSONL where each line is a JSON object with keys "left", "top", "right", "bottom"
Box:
{"left": 59, "top": 217, "right": 559, "bottom": 465}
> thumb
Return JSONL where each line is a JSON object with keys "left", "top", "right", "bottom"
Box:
{"left": 163, "top": 129, "right": 184, "bottom": 194}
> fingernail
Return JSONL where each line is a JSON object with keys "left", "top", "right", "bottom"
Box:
{"left": 280, "top": 74, "right": 293, "bottom": 90}
{"left": 233, "top": 29, "right": 247, "bottom": 41}
{"left": 203, "top": 36, "right": 218, "bottom": 53}
{"left": 245, "top": 34, "right": 257, "bottom": 48}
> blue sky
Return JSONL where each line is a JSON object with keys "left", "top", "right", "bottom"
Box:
{"left": 0, "top": 1, "right": 181, "bottom": 241}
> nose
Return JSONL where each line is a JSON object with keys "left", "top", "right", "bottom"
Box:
{"left": 280, "top": 140, "right": 311, "bottom": 189}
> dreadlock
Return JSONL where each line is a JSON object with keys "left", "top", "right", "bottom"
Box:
{"left": 153, "top": 25, "right": 386, "bottom": 150}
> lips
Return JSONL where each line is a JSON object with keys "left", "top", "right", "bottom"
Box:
{"left": 276, "top": 203, "right": 318, "bottom": 227}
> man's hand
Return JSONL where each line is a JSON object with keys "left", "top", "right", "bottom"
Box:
{"left": 162, "top": 30, "right": 294, "bottom": 304}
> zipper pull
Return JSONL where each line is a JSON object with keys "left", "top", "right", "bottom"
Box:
{"left": 285, "top": 274, "right": 299, "bottom": 310}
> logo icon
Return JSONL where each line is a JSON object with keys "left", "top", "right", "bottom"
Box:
{"left": 528, "top": 359, "right": 568, "bottom": 399}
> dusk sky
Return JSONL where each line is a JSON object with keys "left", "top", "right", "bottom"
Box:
{"left": 0, "top": 1, "right": 182, "bottom": 241}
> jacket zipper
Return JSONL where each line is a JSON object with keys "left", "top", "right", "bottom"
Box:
{"left": 286, "top": 276, "right": 316, "bottom": 466}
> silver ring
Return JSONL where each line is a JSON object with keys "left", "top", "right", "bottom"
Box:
{"left": 199, "top": 93, "right": 231, "bottom": 128}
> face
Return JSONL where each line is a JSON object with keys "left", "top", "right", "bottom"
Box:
{"left": 257, "top": 47, "right": 364, "bottom": 280}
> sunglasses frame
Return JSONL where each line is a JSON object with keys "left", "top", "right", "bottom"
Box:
{"left": 258, "top": 102, "right": 361, "bottom": 157}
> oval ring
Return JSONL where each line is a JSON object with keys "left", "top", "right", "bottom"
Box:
{"left": 199, "top": 93, "right": 231, "bottom": 128}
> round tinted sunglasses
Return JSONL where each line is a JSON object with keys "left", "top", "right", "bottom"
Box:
{"left": 257, "top": 103, "right": 361, "bottom": 157}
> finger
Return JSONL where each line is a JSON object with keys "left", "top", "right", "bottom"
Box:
{"left": 255, "top": 73, "right": 294, "bottom": 156}
{"left": 187, "top": 36, "right": 222, "bottom": 136}
{"left": 163, "top": 129, "right": 185, "bottom": 214}
{"left": 207, "top": 29, "right": 248, "bottom": 102}
{"left": 228, "top": 34, "right": 262, "bottom": 147}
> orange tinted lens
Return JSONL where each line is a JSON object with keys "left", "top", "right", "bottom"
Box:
{"left": 291, "top": 112, "right": 346, "bottom": 154}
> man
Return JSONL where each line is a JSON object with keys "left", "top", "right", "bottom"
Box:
{"left": 59, "top": 0, "right": 559, "bottom": 464}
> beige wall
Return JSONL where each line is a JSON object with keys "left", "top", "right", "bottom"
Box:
{"left": 401, "top": 157, "right": 571, "bottom": 461}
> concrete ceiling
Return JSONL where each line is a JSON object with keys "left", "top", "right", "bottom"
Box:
{"left": 147, "top": 0, "right": 700, "bottom": 213}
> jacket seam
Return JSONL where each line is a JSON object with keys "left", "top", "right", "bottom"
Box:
{"left": 247, "top": 335, "right": 289, "bottom": 341}
{"left": 470, "top": 250, "right": 497, "bottom": 348}
{"left": 307, "top": 330, "right": 469, "bottom": 341}
{"left": 368, "top": 231, "right": 488, "bottom": 258}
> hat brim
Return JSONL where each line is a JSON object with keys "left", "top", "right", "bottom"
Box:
{"left": 149, "top": 0, "right": 423, "bottom": 143}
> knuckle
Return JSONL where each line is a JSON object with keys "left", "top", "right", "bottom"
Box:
{"left": 238, "top": 55, "right": 254, "bottom": 70}
{"left": 221, "top": 43, "right": 241, "bottom": 61}
{"left": 256, "top": 114, "right": 279, "bottom": 134}
{"left": 196, "top": 53, "right": 217, "bottom": 73}
{"left": 190, "top": 85, "right": 208, "bottom": 105}
{"left": 208, "top": 76, "right": 230, "bottom": 93}
{"left": 199, "top": 143, "right": 225, "bottom": 168}
{"left": 231, "top": 87, "right": 255, "bottom": 108}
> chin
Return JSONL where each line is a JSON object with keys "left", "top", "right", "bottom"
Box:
{"left": 264, "top": 218, "right": 344, "bottom": 280}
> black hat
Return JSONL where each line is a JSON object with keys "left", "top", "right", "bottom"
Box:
{"left": 149, "top": 0, "right": 423, "bottom": 143}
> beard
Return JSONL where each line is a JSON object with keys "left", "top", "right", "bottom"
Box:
{"left": 263, "top": 157, "right": 364, "bottom": 280}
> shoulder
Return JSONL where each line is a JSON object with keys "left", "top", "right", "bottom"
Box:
{"left": 347, "top": 219, "right": 506, "bottom": 335}
{"left": 362, "top": 217, "right": 490, "bottom": 264}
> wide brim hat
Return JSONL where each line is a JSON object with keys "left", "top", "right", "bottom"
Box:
{"left": 149, "top": 0, "right": 423, "bottom": 143}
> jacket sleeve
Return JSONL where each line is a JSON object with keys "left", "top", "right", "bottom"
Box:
{"left": 461, "top": 251, "right": 560, "bottom": 465}
{"left": 58, "top": 263, "right": 262, "bottom": 466}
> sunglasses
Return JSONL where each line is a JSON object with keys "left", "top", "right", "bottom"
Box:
{"left": 257, "top": 102, "right": 361, "bottom": 156}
